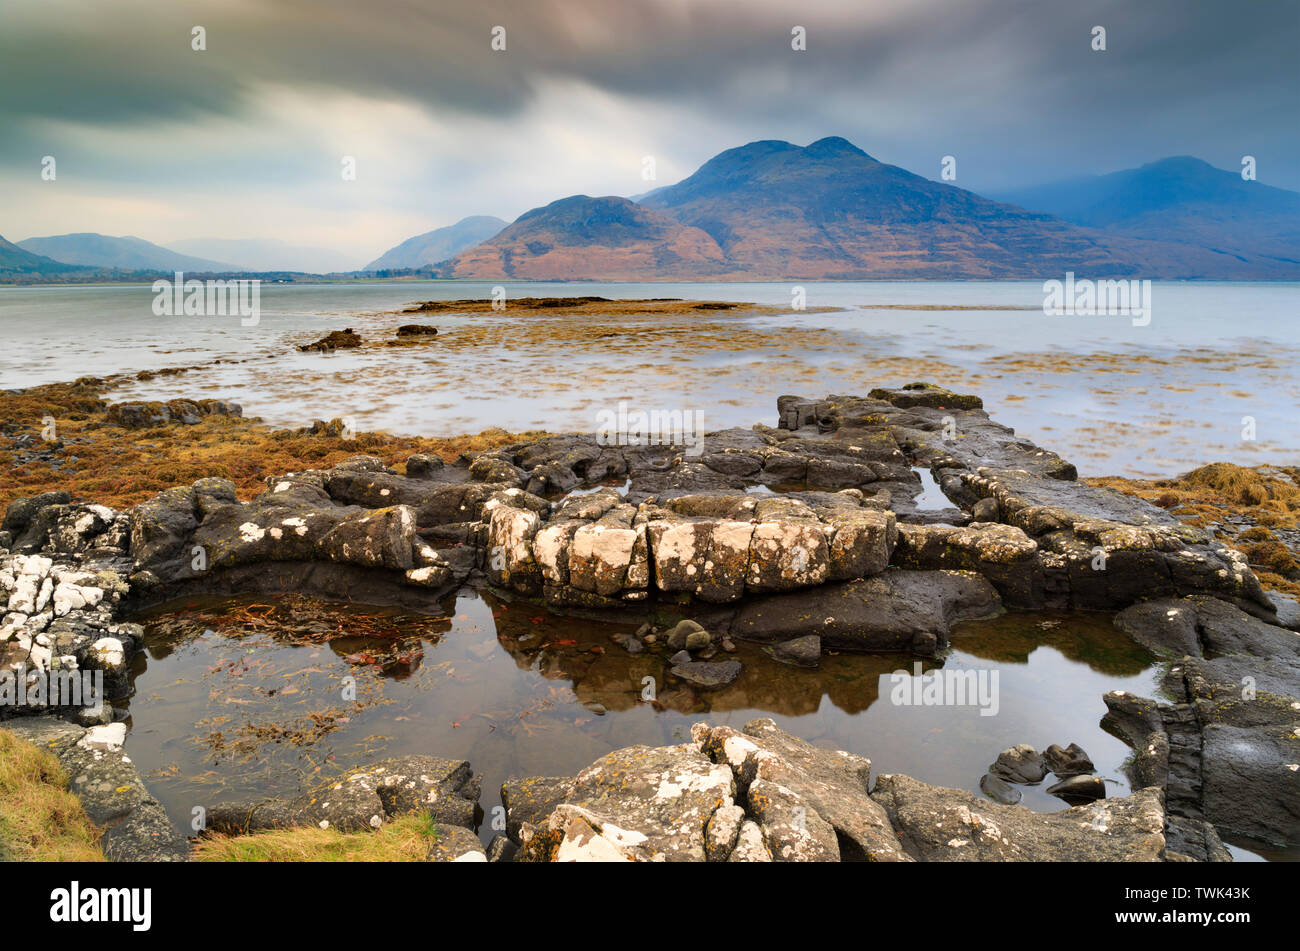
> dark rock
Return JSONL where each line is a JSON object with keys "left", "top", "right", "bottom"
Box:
{"left": 727, "top": 570, "right": 1000, "bottom": 655}
{"left": 486, "top": 833, "right": 517, "bottom": 862}
{"left": 989, "top": 744, "right": 1047, "bottom": 784}
{"left": 1042, "top": 742, "right": 1095, "bottom": 777}
{"left": 979, "top": 773, "right": 1022, "bottom": 805}
{"left": 405, "top": 453, "right": 444, "bottom": 478}
{"left": 500, "top": 776, "right": 573, "bottom": 844}
{"left": 1046, "top": 774, "right": 1107, "bottom": 804}
{"left": 2, "top": 491, "right": 71, "bottom": 535}
{"left": 765, "top": 634, "right": 821, "bottom": 668}
{"left": 299, "top": 328, "right": 362, "bottom": 351}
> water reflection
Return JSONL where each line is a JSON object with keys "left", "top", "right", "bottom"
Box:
{"left": 124, "top": 589, "right": 1163, "bottom": 845}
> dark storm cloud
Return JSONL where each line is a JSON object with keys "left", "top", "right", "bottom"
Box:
{"left": 1, "top": 0, "right": 1296, "bottom": 188}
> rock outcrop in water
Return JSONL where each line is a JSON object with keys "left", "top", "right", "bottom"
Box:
{"left": 3, "top": 383, "right": 1295, "bottom": 861}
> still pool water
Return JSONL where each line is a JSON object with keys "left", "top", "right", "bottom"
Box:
{"left": 120, "top": 589, "right": 1222, "bottom": 854}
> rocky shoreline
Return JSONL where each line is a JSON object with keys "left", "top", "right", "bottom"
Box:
{"left": 2, "top": 382, "right": 1297, "bottom": 861}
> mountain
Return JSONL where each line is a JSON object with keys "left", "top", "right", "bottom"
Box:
{"left": 635, "top": 136, "right": 1272, "bottom": 279}
{"left": 17, "top": 233, "right": 235, "bottom": 272}
{"left": 990, "top": 156, "right": 1300, "bottom": 265}
{"left": 365, "top": 216, "right": 508, "bottom": 271}
{"left": 439, "top": 137, "right": 1293, "bottom": 281}
{"left": 437, "top": 198, "right": 735, "bottom": 280}
{"left": 0, "top": 233, "right": 81, "bottom": 276}
{"left": 169, "top": 238, "right": 357, "bottom": 274}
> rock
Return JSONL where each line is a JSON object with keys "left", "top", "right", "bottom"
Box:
{"left": 684, "top": 630, "right": 712, "bottom": 652}
{"left": 1042, "top": 743, "right": 1095, "bottom": 777}
{"left": 106, "top": 399, "right": 241, "bottom": 429}
{"left": 514, "top": 744, "right": 737, "bottom": 862}
{"left": 979, "top": 773, "right": 1022, "bottom": 805}
{"left": 765, "top": 634, "right": 821, "bottom": 668}
{"left": 15, "top": 717, "right": 189, "bottom": 861}
{"left": 513, "top": 719, "right": 908, "bottom": 862}
{"left": 2, "top": 492, "right": 71, "bottom": 536}
{"left": 726, "top": 570, "right": 1000, "bottom": 655}
{"left": 1266, "top": 590, "right": 1300, "bottom": 630}
{"left": 988, "top": 744, "right": 1047, "bottom": 784}
{"left": 873, "top": 773, "right": 1168, "bottom": 861}
{"left": 668, "top": 649, "right": 692, "bottom": 666}
{"left": 895, "top": 521, "right": 1042, "bottom": 607}
{"left": 79, "top": 722, "right": 126, "bottom": 752}
{"left": 727, "top": 821, "right": 772, "bottom": 862}
{"left": 426, "top": 825, "right": 487, "bottom": 862}
{"left": 868, "top": 383, "right": 983, "bottom": 411}
{"left": 971, "top": 497, "right": 1000, "bottom": 522}
{"left": 609, "top": 632, "right": 643, "bottom": 654}
{"left": 666, "top": 619, "right": 705, "bottom": 650}
{"left": 396, "top": 324, "right": 439, "bottom": 337}
{"left": 1115, "top": 596, "right": 1300, "bottom": 661}
{"left": 669, "top": 660, "right": 741, "bottom": 689}
{"left": 500, "top": 776, "right": 574, "bottom": 844}
{"left": 299, "top": 328, "right": 362, "bottom": 351}
{"left": 405, "top": 453, "right": 444, "bottom": 478}
{"left": 486, "top": 833, "right": 517, "bottom": 863}
{"left": 208, "top": 755, "right": 480, "bottom": 835}
{"left": 1046, "top": 774, "right": 1107, "bottom": 804}
{"left": 696, "top": 719, "right": 908, "bottom": 862}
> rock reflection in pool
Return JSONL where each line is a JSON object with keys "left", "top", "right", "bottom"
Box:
{"left": 124, "top": 590, "right": 1162, "bottom": 843}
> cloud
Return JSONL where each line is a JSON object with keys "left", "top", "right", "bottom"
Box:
{"left": 1, "top": 0, "right": 1295, "bottom": 258}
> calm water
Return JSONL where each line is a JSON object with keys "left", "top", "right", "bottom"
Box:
{"left": 123, "top": 591, "right": 1180, "bottom": 849}
{"left": 2, "top": 281, "right": 1297, "bottom": 477}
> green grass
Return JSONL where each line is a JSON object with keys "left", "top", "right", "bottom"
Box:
{"left": 0, "top": 729, "right": 105, "bottom": 862}
{"left": 194, "top": 812, "right": 442, "bottom": 862}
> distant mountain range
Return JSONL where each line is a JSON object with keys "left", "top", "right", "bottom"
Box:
{"left": 989, "top": 156, "right": 1300, "bottom": 267}
{"left": 17, "top": 233, "right": 235, "bottom": 273}
{"left": 365, "top": 216, "right": 507, "bottom": 271}
{"left": 5, "top": 139, "right": 1298, "bottom": 282}
{"left": 437, "top": 138, "right": 1300, "bottom": 280}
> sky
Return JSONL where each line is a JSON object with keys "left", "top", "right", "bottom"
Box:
{"left": 2, "top": 0, "right": 1296, "bottom": 268}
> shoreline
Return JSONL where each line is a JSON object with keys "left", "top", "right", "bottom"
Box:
{"left": 2, "top": 379, "right": 1297, "bottom": 862}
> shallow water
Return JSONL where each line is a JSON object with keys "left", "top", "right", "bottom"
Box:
{"left": 121, "top": 589, "right": 1194, "bottom": 853}
{"left": 2, "top": 281, "right": 1297, "bottom": 478}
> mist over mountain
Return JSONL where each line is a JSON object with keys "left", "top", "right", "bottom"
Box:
{"left": 169, "top": 238, "right": 359, "bottom": 274}
{"left": 990, "top": 156, "right": 1300, "bottom": 265}
{"left": 17, "top": 233, "right": 235, "bottom": 273}
{"left": 365, "top": 216, "right": 508, "bottom": 271}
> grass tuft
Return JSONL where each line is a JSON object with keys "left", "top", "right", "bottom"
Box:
{"left": 0, "top": 729, "right": 105, "bottom": 862}
{"left": 193, "top": 812, "right": 441, "bottom": 862}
